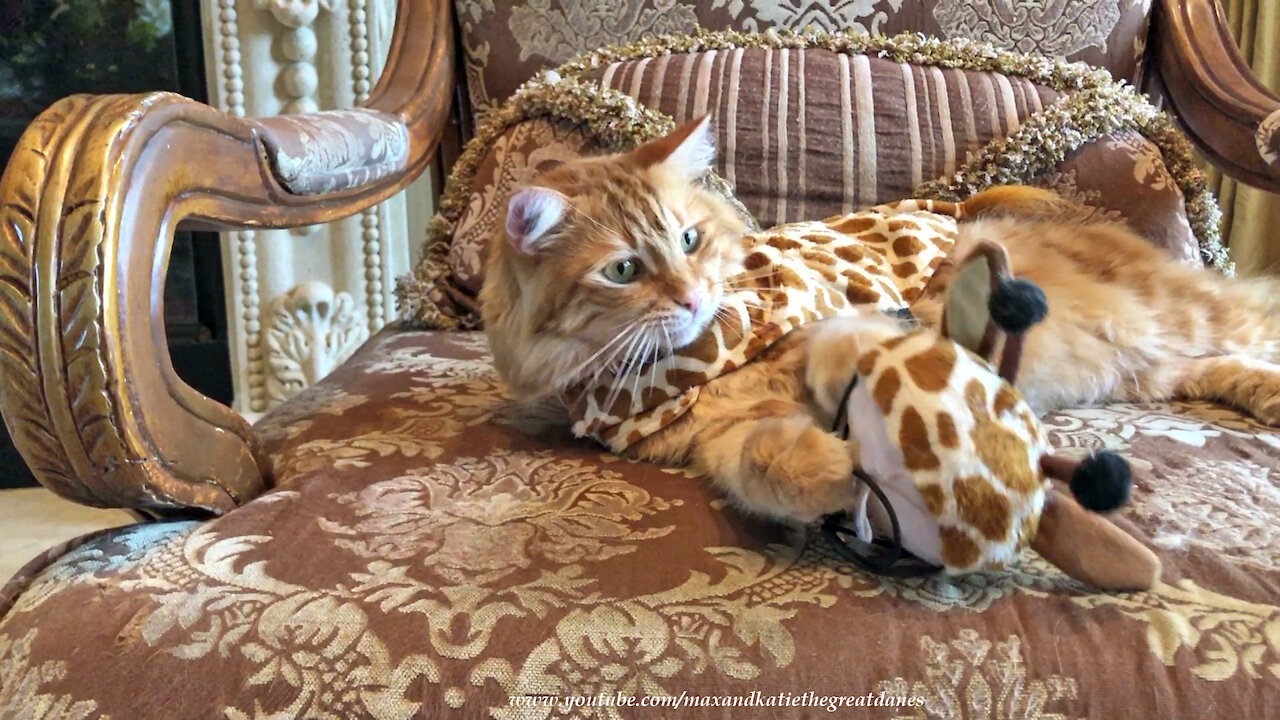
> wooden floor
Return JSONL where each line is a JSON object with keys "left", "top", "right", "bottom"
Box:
{"left": 0, "top": 487, "right": 133, "bottom": 583}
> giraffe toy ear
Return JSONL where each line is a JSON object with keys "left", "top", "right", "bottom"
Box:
{"left": 1033, "top": 452, "right": 1157, "bottom": 590}
{"left": 940, "top": 247, "right": 996, "bottom": 355}
{"left": 941, "top": 241, "right": 1046, "bottom": 384}
{"left": 1041, "top": 451, "right": 1132, "bottom": 512}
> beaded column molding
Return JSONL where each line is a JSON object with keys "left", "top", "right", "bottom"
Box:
{"left": 200, "top": 0, "right": 434, "bottom": 418}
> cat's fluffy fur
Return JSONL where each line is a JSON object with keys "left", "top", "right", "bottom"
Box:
{"left": 482, "top": 119, "right": 1280, "bottom": 524}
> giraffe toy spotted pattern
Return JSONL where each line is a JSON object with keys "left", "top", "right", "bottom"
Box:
{"left": 844, "top": 327, "right": 1051, "bottom": 573}
{"left": 565, "top": 192, "right": 1160, "bottom": 591}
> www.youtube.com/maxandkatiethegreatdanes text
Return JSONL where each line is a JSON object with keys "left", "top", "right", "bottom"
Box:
{"left": 509, "top": 690, "right": 926, "bottom": 712}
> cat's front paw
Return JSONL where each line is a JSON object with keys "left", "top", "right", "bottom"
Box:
{"left": 1242, "top": 378, "right": 1280, "bottom": 427}
{"left": 747, "top": 419, "right": 858, "bottom": 522}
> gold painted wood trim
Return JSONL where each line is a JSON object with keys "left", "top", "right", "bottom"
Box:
{"left": 0, "top": 0, "right": 454, "bottom": 514}
{"left": 1150, "top": 0, "right": 1280, "bottom": 192}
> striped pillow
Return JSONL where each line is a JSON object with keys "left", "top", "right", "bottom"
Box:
{"left": 455, "top": 0, "right": 1154, "bottom": 121}
{"left": 587, "top": 49, "right": 1059, "bottom": 228}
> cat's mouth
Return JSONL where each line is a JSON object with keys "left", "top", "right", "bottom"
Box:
{"left": 666, "top": 291, "right": 721, "bottom": 349}
{"left": 667, "top": 321, "right": 705, "bottom": 350}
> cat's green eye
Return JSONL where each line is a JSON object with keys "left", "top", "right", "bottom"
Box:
{"left": 680, "top": 226, "right": 701, "bottom": 253}
{"left": 602, "top": 258, "right": 640, "bottom": 284}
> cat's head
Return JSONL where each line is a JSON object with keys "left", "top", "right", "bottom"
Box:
{"left": 481, "top": 116, "right": 748, "bottom": 398}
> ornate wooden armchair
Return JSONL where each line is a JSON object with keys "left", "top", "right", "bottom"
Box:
{"left": 0, "top": 1, "right": 1278, "bottom": 717}
{"left": 0, "top": 0, "right": 1271, "bottom": 518}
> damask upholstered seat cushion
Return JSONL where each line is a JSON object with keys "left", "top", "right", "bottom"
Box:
{"left": 2, "top": 330, "right": 1279, "bottom": 718}
{"left": 454, "top": 0, "right": 1155, "bottom": 119}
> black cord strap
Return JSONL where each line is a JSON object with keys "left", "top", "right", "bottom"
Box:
{"left": 830, "top": 372, "right": 861, "bottom": 440}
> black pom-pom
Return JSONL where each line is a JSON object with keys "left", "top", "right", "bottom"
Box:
{"left": 988, "top": 278, "right": 1048, "bottom": 333}
{"left": 1069, "top": 451, "right": 1132, "bottom": 512}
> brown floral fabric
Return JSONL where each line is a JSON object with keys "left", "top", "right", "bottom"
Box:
{"left": 454, "top": 0, "right": 1153, "bottom": 121}
{"left": 1038, "top": 129, "right": 1204, "bottom": 265}
{"left": 442, "top": 47, "right": 1202, "bottom": 298}
{"left": 3, "top": 329, "right": 1279, "bottom": 719}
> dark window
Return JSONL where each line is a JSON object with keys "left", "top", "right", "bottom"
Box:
{"left": 0, "top": 0, "right": 229, "bottom": 488}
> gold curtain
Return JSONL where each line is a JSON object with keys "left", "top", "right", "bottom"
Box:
{"left": 1201, "top": 0, "right": 1280, "bottom": 276}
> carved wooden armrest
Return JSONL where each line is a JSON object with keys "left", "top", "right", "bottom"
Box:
{"left": 0, "top": 0, "right": 453, "bottom": 515}
{"left": 1151, "top": 0, "right": 1280, "bottom": 192}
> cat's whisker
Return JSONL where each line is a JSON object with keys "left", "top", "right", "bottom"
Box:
{"left": 596, "top": 335, "right": 636, "bottom": 384}
{"left": 725, "top": 283, "right": 767, "bottom": 294}
{"left": 597, "top": 358, "right": 629, "bottom": 413}
{"left": 634, "top": 330, "right": 659, "bottom": 369}
{"left": 722, "top": 286, "right": 775, "bottom": 300}
{"left": 561, "top": 319, "right": 643, "bottom": 388}
{"left": 650, "top": 323, "right": 674, "bottom": 398}
{"left": 600, "top": 316, "right": 646, "bottom": 334}
{"left": 587, "top": 325, "right": 643, "bottom": 390}
{"left": 641, "top": 314, "right": 690, "bottom": 355}
{"left": 714, "top": 305, "right": 747, "bottom": 327}
{"left": 559, "top": 196, "right": 618, "bottom": 238}
{"left": 603, "top": 330, "right": 646, "bottom": 411}
{"left": 630, "top": 335, "right": 652, "bottom": 406}
{"left": 728, "top": 295, "right": 768, "bottom": 307}
{"left": 582, "top": 318, "right": 642, "bottom": 366}
{"left": 720, "top": 269, "right": 781, "bottom": 285}
{"left": 724, "top": 270, "right": 778, "bottom": 282}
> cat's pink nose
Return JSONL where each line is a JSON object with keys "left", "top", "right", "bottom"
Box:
{"left": 678, "top": 291, "right": 702, "bottom": 315}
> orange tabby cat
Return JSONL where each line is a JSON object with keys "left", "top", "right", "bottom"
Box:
{"left": 482, "top": 118, "right": 1280, "bottom": 524}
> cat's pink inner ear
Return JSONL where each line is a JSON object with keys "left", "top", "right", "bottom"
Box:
{"left": 633, "top": 115, "right": 715, "bottom": 179}
{"left": 506, "top": 187, "right": 567, "bottom": 255}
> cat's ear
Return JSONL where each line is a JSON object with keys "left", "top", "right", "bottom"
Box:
{"left": 632, "top": 115, "right": 715, "bottom": 179}
{"left": 506, "top": 187, "right": 567, "bottom": 255}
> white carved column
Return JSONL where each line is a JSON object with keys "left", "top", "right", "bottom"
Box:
{"left": 200, "top": 0, "right": 435, "bottom": 419}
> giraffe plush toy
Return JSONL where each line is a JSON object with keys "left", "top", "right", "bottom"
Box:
{"left": 827, "top": 242, "right": 1161, "bottom": 591}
